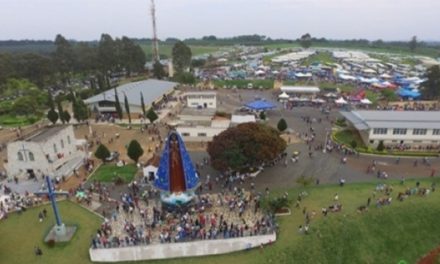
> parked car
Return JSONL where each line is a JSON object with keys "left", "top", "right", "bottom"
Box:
{"left": 106, "top": 151, "right": 120, "bottom": 162}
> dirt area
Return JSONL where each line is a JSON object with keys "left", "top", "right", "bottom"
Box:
{"left": 417, "top": 246, "right": 440, "bottom": 264}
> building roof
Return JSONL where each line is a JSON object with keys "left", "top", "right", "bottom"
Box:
{"left": 281, "top": 86, "right": 320, "bottom": 93}
{"left": 340, "top": 111, "right": 440, "bottom": 130}
{"left": 231, "top": 115, "right": 256, "bottom": 124}
{"left": 24, "top": 125, "right": 69, "bottom": 142}
{"left": 84, "top": 79, "right": 177, "bottom": 106}
{"left": 184, "top": 91, "right": 217, "bottom": 96}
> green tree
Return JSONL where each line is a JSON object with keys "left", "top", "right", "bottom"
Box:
{"left": 172, "top": 41, "right": 192, "bottom": 74}
{"left": 377, "top": 141, "right": 385, "bottom": 152}
{"left": 140, "top": 92, "right": 146, "bottom": 116}
{"left": 47, "top": 109, "right": 59, "bottom": 124}
{"left": 299, "top": 33, "right": 312, "bottom": 49}
{"left": 47, "top": 90, "right": 55, "bottom": 110}
{"left": 409, "top": 36, "right": 417, "bottom": 53}
{"left": 57, "top": 100, "right": 65, "bottom": 124}
{"left": 277, "top": 118, "right": 288, "bottom": 132}
{"left": 381, "top": 89, "right": 398, "bottom": 101}
{"left": 62, "top": 110, "right": 71, "bottom": 123}
{"left": 124, "top": 93, "right": 131, "bottom": 124}
{"left": 174, "top": 72, "right": 196, "bottom": 84}
{"left": 12, "top": 96, "right": 37, "bottom": 116}
{"left": 421, "top": 65, "right": 440, "bottom": 99}
{"left": 114, "top": 88, "right": 123, "bottom": 119}
{"left": 207, "top": 123, "right": 286, "bottom": 171}
{"left": 259, "top": 111, "right": 266, "bottom": 120}
{"left": 127, "top": 140, "right": 144, "bottom": 162}
{"left": 98, "top": 34, "right": 117, "bottom": 74}
{"left": 153, "top": 60, "right": 166, "bottom": 79}
{"left": 120, "top": 36, "right": 146, "bottom": 75}
{"left": 72, "top": 96, "right": 89, "bottom": 122}
{"left": 350, "top": 140, "right": 358, "bottom": 149}
{"left": 53, "top": 34, "right": 75, "bottom": 86}
{"left": 146, "top": 108, "right": 158, "bottom": 123}
{"left": 95, "top": 144, "right": 111, "bottom": 162}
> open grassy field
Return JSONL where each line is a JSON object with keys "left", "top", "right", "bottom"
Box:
{"left": 0, "top": 114, "right": 40, "bottom": 127}
{"left": 0, "top": 201, "right": 102, "bottom": 264}
{"left": 2, "top": 179, "right": 440, "bottom": 263}
{"left": 301, "top": 51, "right": 336, "bottom": 66}
{"left": 140, "top": 43, "right": 223, "bottom": 59}
{"left": 89, "top": 163, "right": 138, "bottom": 183}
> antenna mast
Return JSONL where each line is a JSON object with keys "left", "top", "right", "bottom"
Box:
{"left": 150, "top": 0, "right": 160, "bottom": 63}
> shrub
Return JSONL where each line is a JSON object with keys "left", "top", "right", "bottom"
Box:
{"left": 95, "top": 144, "right": 110, "bottom": 162}
{"left": 350, "top": 140, "right": 358, "bottom": 149}
{"left": 376, "top": 141, "right": 385, "bottom": 152}
{"left": 277, "top": 118, "right": 288, "bottom": 132}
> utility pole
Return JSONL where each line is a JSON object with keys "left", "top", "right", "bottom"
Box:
{"left": 150, "top": 0, "right": 160, "bottom": 63}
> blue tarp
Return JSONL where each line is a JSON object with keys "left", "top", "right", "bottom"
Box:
{"left": 398, "top": 88, "right": 421, "bottom": 99}
{"left": 154, "top": 131, "right": 199, "bottom": 192}
{"left": 245, "top": 100, "right": 276, "bottom": 110}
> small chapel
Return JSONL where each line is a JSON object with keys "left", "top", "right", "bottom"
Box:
{"left": 5, "top": 125, "right": 86, "bottom": 180}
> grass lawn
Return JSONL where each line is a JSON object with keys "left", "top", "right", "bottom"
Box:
{"left": 0, "top": 201, "right": 102, "bottom": 264}
{"left": 0, "top": 114, "right": 40, "bottom": 127}
{"left": 89, "top": 164, "right": 138, "bottom": 183}
{"left": 301, "top": 51, "right": 335, "bottom": 66}
{"left": 333, "top": 129, "right": 366, "bottom": 149}
{"left": 140, "top": 43, "right": 223, "bottom": 58}
{"left": 2, "top": 179, "right": 440, "bottom": 263}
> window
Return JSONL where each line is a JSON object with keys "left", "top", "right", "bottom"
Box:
{"left": 28, "top": 152, "right": 35, "bottom": 161}
{"left": 53, "top": 143, "right": 58, "bottom": 153}
{"left": 61, "top": 139, "right": 64, "bottom": 149}
{"left": 433, "top": 129, "right": 440, "bottom": 135}
{"left": 413, "top": 129, "right": 427, "bottom": 135}
{"left": 414, "top": 140, "right": 422, "bottom": 143}
{"left": 17, "top": 152, "right": 24, "bottom": 161}
{"left": 67, "top": 135, "right": 71, "bottom": 144}
{"left": 393, "top": 128, "right": 407, "bottom": 135}
{"left": 373, "top": 128, "right": 387, "bottom": 135}
{"left": 181, "top": 133, "right": 190, "bottom": 137}
{"left": 198, "top": 133, "right": 207, "bottom": 137}
{"left": 369, "top": 140, "right": 374, "bottom": 144}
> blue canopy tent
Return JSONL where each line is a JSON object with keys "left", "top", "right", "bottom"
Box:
{"left": 398, "top": 88, "right": 421, "bottom": 99}
{"left": 245, "top": 99, "right": 276, "bottom": 111}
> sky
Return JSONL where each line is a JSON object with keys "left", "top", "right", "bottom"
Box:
{"left": 0, "top": 0, "right": 439, "bottom": 41}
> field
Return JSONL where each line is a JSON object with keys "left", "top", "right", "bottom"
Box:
{"left": 140, "top": 43, "right": 224, "bottom": 59}
{"left": 89, "top": 163, "right": 138, "bottom": 183}
{"left": 0, "top": 201, "right": 102, "bottom": 264}
{"left": 2, "top": 179, "right": 440, "bottom": 263}
{"left": 0, "top": 114, "right": 40, "bottom": 127}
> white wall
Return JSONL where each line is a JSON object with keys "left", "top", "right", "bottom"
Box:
{"left": 186, "top": 93, "right": 217, "bottom": 109}
{"left": 6, "top": 126, "right": 82, "bottom": 179}
{"left": 89, "top": 233, "right": 276, "bottom": 262}
{"left": 368, "top": 128, "right": 440, "bottom": 146}
{"left": 177, "top": 126, "right": 227, "bottom": 141}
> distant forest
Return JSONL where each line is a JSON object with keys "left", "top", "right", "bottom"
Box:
{"left": 1, "top": 35, "right": 439, "bottom": 57}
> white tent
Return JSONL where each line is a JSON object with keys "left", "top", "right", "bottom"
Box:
{"left": 335, "top": 97, "right": 348, "bottom": 104}
{"left": 278, "top": 92, "right": 289, "bottom": 99}
{"left": 360, "top": 98, "right": 372, "bottom": 105}
{"left": 324, "top": 92, "right": 338, "bottom": 98}
{"left": 380, "top": 73, "right": 392, "bottom": 79}
{"left": 312, "top": 98, "right": 326, "bottom": 103}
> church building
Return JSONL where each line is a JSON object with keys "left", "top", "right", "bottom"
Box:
{"left": 5, "top": 125, "right": 86, "bottom": 180}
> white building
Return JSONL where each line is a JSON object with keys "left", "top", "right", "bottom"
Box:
{"left": 177, "top": 118, "right": 230, "bottom": 142}
{"left": 5, "top": 125, "right": 86, "bottom": 180}
{"left": 184, "top": 92, "right": 217, "bottom": 109}
{"left": 340, "top": 111, "right": 440, "bottom": 148}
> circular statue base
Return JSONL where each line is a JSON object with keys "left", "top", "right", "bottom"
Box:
{"left": 160, "top": 192, "right": 196, "bottom": 213}
{"left": 44, "top": 224, "right": 77, "bottom": 243}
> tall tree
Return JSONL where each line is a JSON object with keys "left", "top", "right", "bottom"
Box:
{"left": 98, "top": 34, "right": 117, "bottom": 74}
{"left": 277, "top": 118, "right": 288, "bottom": 132}
{"left": 207, "top": 123, "right": 286, "bottom": 172}
{"left": 53, "top": 34, "right": 75, "bottom": 86}
{"left": 73, "top": 98, "right": 89, "bottom": 122}
{"left": 409, "top": 36, "right": 417, "bottom": 53}
{"left": 146, "top": 108, "right": 158, "bottom": 123}
{"left": 114, "top": 88, "right": 123, "bottom": 119}
{"left": 299, "top": 33, "right": 312, "bottom": 49}
{"left": 152, "top": 60, "right": 166, "bottom": 79}
{"left": 62, "top": 110, "right": 71, "bottom": 123}
{"left": 421, "top": 65, "right": 440, "bottom": 99}
{"left": 47, "top": 108, "right": 59, "bottom": 124}
{"left": 140, "top": 92, "right": 146, "bottom": 116}
{"left": 95, "top": 144, "right": 111, "bottom": 162}
{"left": 127, "top": 140, "right": 144, "bottom": 163}
{"left": 172, "top": 41, "right": 192, "bottom": 74}
{"left": 124, "top": 93, "right": 131, "bottom": 124}
{"left": 57, "top": 100, "right": 65, "bottom": 124}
